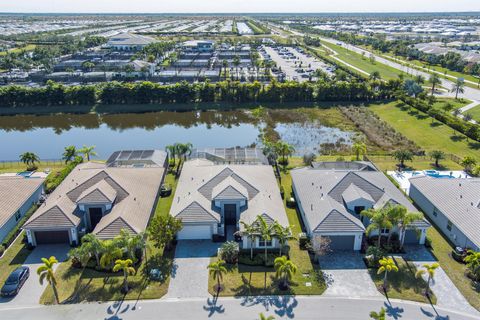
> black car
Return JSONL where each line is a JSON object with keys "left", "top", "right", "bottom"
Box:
{"left": 1, "top": 266, "right": 29, "bottom": 297}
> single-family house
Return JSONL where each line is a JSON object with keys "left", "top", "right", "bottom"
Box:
{"left": 0, "top": 177, "right": 44, "bottom": 244}
{"left": 182, "top": 40, "right": 215, "bottom": 52}
{"left": 107, "top": 33, "right": 156, "bottom": 51}
{"left": 291, "top": 162, "right": 430, "bottom": 251}
{"left": 23, "top": 150, "right": 167, "bottom": 246}
{"left": 170, "top": 148, "right": 288, "bottom": 250}
{"left": 409, "top": 176, "right": 480, "bottom": 251}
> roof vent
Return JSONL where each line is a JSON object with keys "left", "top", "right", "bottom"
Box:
{"left": 460, "top": 195, "right": 463, "bottom": 199}
{"left": 311, "top": 204, "right": 313, "bottom": 211}
{"left": 134, "top": 197, "right": 136, "bottom": 201}
{"left": 312, "top": 182, "right": 314, "bottom": 186}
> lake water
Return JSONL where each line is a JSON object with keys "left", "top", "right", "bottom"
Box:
{"left": 0, "top": 109, "right": 355, "bottom": 161}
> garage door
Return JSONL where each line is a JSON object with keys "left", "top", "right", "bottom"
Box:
{"left": 177, "top": 225, "right": 212, "bottom": 240}
{"left": 35, "top": 230, "right": 70, "bottom": 244}
{"left": 328, "top": 235, "right": 355, "bottom": 251}
{"left": 404, "top": 230, "right": 419, "bottom": 244}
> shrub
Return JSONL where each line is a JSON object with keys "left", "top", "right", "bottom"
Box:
{"left": 220, "top": 241, "right": 239, "bottom": 264}
{"left": 238, "top": 251, "right": 278, "bottom": 267}
{"left": 45, "top": 158, "right": 83, "bottom": 193}
{"left": 298, "top": 233, "right": 309, "bottom": 250}
{"left": 365, "top": 246, "right": 387, "bottom": 268}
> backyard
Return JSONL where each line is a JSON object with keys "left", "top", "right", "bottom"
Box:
{"left": 39, "top": 172, "right": 179, "bottom": 304}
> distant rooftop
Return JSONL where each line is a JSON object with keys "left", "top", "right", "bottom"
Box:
{"left": 311, "top": 161, "right": 378, "bottom": 171}
{"left": 189, "top": 147, "right": 268, "bottom": 165}
{"left": 106, "top": 150, "right": 167, "bottom": 168}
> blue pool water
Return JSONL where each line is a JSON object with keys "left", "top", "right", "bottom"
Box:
{"left": 17, "top": 171, "right": 34, "bottom": 177}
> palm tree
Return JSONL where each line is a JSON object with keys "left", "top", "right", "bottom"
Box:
{"left": 274, "top": 256, "right": 297, "bottom": 289}
{"left": 19, "top": 152, "right": 40, "bottom": 170}
{"left": 208, "top": 259, "right": 227, "bottom": 292}
{"left": 62, "top": 145, "right": 77, "bottom": 164}
{"left": 256, "top": 215, "right": 275, "bottom": 264}
{"left": 394, "top": 206, "right": 424, "bottom": 249}
{"left": 441, "top": 102, "right": 454, "bottom": 114}
{"left": 274, "top": 223, "right": 295, "bottom": 256}
{"left": 361, "top": 208, "right": 392, "bottom": 248}
{"left": 37, "top": 256, "right": 59, "bottom": 304}
{"left": 414, "top": 75, "right": 426, "bottom": 85}
{"left": 460, "top": 156, "right": 477, "bottom": 172}
{"left": 369, "top": 71, "right": 381, "bottom": 81}
{"left": 415, "top": 263, "right": 440, "bottom": 296}
{"left": 392, "top": 149, "right": 414, "bottom": 168}
{"left": 451, "top": 78, "right": 465, "bottom": 99}
{"left": 369, "top": 307, "right": 386, "bottom": 320}
{"left": 233, "top": 55, "right": 241, "bottom": 80}
{"left": 165, "top": 144, "right": 177, "bottom": 167}
{"left": 81, "top": 233, "right": 103, "bottom": 266}
{"left": 258, "top": 313, "right": 275, "bottom": 320}
{"left": 175, "top": 142, "right": 193, "bottom": 167}
{"left": 429, "top": 150, "right": 445, "bottom": 168}
{"left": 78, "top": 145, "right": 97, "bottom": 161}
{"left": 352, "top": 141, "right": 367, "bottom": 161}
{"left": 240, "top": 221, "right": 258, "bottom": 260}
{"left": 99, "top": 240, "right": 123, "bottom": 270}
{"left": 274, "top": 141, "right": 295, "bottom": 169}
{"left": 377, "top": 257, "right": 399, "bottom": 291}
{"left": 465, "top": 250, "right": 480, "bottom": 281}
{"left": 68, "top": 245, "right": 91, "bottom": 269}
{"left": 115, "top": 229, "right": 146, "bottom": 262}
{"left": 428, "top": 73, "right": 441, "bottom": 95}
{"left": 113, "top": 259, "right": 136, "bottom": 293}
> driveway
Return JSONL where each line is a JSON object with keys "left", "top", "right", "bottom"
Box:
{"left": 0, "top": 244, "right": 69, "bottom": 308}
{"left": 405, "top": 246, "right": 479, "bottom": 316}
{"left": 318, "top": 252, "right": 381, "bottom": 298}
{"left": 164, "top": 240, "right": 220, "bottom": 299}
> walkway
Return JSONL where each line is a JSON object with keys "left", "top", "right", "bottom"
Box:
{"left": 165, "top": 240, "right": 220, "bottom": 299}
{"left": 405, "top": 246, "right": 479, "bottom": 316}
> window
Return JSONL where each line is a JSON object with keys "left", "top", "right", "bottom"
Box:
{"left": 15, "top": 211, "right": 21, "bottom": 221}
{"left": 447, "top": 220, "right": 453, "bottom": 231}
{"left": 433, "top": 209, "right": 438, "bottom": 217}
{"left": 381, "top": 228, "right": 390, "bottom": 235}
{"left": 258, "top": 237, "right": 273, "bottom": 247}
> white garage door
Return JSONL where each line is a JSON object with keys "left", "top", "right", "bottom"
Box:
{"left": 177, "top": 224, "right": 212, "bottom": 240}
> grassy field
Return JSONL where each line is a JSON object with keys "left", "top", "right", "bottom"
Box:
{"left": 0, "top": 160, "right": 65, "bottom": 174}
{"left": 0, "top": 232, "right": 31, "bottom": 290}
{"left": 431, "top": 97, "right": 472, "bottom": 112}
{"left": 209, "top": 171, "right": 327, "bottom": 296}
{"left": 319, "top": 42, "right": 409, "bottom": 80}
{"left": 369, "top": 101, "right": 480, "bottom": 159}
{"left": 368, "top": 257, "right": 436, "bottom": 304}
{"left": 465, "top": 104, "right": 480, "bottom": 123}
{"left": 40, "top": 172, "right": 178, "bottom": 304}
{"left": 367, "top": 155, "right": 462, "bottom": 172}
{"left": 426, "top": 221, "right": 480, "bottom": 311}
{"left": 0, "top": 44, "right": 37, "bottom": 56}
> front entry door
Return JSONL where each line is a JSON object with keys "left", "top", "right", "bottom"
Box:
{"left": 224, "top": 204, "right": 237, "bottom": 225}
{"left": 89, "top": 208, "right": 103, "bottom": 231}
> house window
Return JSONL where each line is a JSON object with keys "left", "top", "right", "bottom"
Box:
{"left": 258, "top": 237, "right": 273, "bottom": 247}
{"left": 433, "top": 209, "right": 438, "bottom": 217}
{"left": 447, "top": 220, "right": 453, "bottom": 231}
{"left": 381, "top": 228, "right": 390, "bottom": 235}
{"left": 15, "top": 211, "right": 21, "bottom": 221}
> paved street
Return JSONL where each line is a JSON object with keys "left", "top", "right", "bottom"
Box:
{"left": 0, "top": 244, "right": 69, "bottom": 307}
{"left": 319, "top": 252, "right": 381, "bottom": 298}
{"left": 165, "top": 240, "right": 220, "bottom": 299}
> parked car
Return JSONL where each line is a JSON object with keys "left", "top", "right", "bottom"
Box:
{"left": 1, "top": 266, "right": 29, "bottom": 297}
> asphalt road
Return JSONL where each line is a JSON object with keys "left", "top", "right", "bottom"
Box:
{"left": 0, "top": 296, "right": 478, "bottom": 320}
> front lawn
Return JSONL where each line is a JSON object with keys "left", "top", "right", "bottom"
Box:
{"left": 0, "top": 232, "right": 31, "bottom": 287}
{"left": 40, "top": 172, "right": 179, "bottom": 304}
{"left": 426, "top": 222, "right": 480, "bottom": 311}
{"left": 368, "top": 155, "right": 462, "bottom": 172}
{"left": 368, "top": 256, "right": 436, "bottom": 304}
{"left": 466, "top": 104, "right": 480, "bottom": 123}
{"left": 209, "top": 171, "right": 327, "bottom": 296}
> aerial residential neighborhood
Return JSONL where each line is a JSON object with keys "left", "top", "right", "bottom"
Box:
{"left": 1, "top": 2, "right": 480, "bottom": 320}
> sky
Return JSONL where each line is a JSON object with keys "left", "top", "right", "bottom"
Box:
{"left": 1, "top": 0, "right": 480, "bottom": 14}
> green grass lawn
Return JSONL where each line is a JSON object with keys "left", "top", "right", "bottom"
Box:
{"left": 368, "top": 155, "right": 462, "bottom": 172}
{"left": 209, "top": 171, "right": 326, "bottom": 296}
{"left": 426, "top": 221, "right": 480, "bottom": 311}
{"left": 368, "top": 256, "right": 436, "bottom": 304}
{"left": 0, "top": 44, "right": 36, "bottom": 56}
{"left": 0, "top": 161, "right": 65, "bottom": 174}
{"left": 0, "top": 232, "right": 31, "bottom": 288}
{"left": 318, "top": 42, "right": 410, "bottom": 80}
{"left": 431, "top": 98, "right": 472, "bottom": 112}
{"left": 465, "top": 104, "right": 480, "bottom": 123}
{"left": 40, "top": 172, "right": 179, "bottom": 304}
{"left": 369, "top": 101, "right": 480, "bottom": 159}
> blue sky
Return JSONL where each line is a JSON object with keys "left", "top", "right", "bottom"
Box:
{"left": 1, "top": 0, "right": 479, "bottom": 13}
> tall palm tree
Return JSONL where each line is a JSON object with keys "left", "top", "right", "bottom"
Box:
{"left": 165, "top": 145, "right": 177, "bottom": 167}
{"left": 99, "top": 240, "right": 123, "bottom": 270}
{"left": 352, "top": 141, "right": 367, "bottom": 161}
{"left": 415, "top": 263, "right": 440, "bottom": 296}
{"left": 451, "top": 78, "right": 465, "bottom": 99}
{"left": 37, "top": 256, "right": 59, "bottom": 304}
{"left": 414, "top": 75, "right": 426, "bottom": 85}
{"left": 361, "top": 208, "right": 392, "bottom": 248}
{"left": 62, "top": 145, "right": 77, "bottom": 164}
{"left": 208, "top": 259, "right": 227, "bottom": 292}
{"left": 274, "top": 141, "right": 295, "bottom": 168}
{"left": 429, "top": 150, "right": 445, "bottom": 168}
{"left": 428, "top": 73, "right": 441, "bottom": 95}
{"left": 256, "top": 215, "right": 275, "bottom": 264}
{"left": 369, "top": 307, "right": 386, "bottom": 320}
{"left": 115, "top": 229, "right": 146, "bottom": 262}
{"left": 274, "top": 256, "right": 297, "bottom": 289}
{"left": 274, "top": 222, "right": 295, "bottom": 256}
{"left": 19, "top": 152, "right": 40, "bottom": 170}
{"left": 377, "top": 257, "right": 398, "bottom": 291}
{"left": 68, "top": 245, "right": 92, "bottom": 268}
{"left": 395, "top": 207, "right": 424, "bottom": 249}
{"left": 78, "top": 145, "right": 97, "bottom": 161}
{"left": 460, "top": 156, "right": 477, "bottom": 172}
{"left": 175, "top": 142, "right": 193, "bottom": 167}
{"left": 81, "top": 233, "right": 103, "bottom": 266}
{"left": 465, "top": 250, "right": 480, "bottom": 281}
{"left": 113, "top": 259, "right": 136, "bottom": 293}
{"left": 240, "top": 221, "right": 258, "bottom": 260}
{"left": 392, "top": 149, "right": 414, "bottom": 168}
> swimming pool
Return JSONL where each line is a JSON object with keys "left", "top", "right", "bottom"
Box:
{"left": 17, "top": 171, "right": 34, "bottom": 177}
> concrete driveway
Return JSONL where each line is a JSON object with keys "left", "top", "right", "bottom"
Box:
{"left": 0, "top": 244, "right": 69, "bottom": 308}
{"left": 164, "top": 240, "right": 220, "bottom": 299}
{"left": 318, "top": 252, "right": 381, "bottom": 298}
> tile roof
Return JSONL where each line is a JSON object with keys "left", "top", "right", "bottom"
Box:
{"left": 0, "top": 177, "right": 44, "bottom": 228}
{"left": 410, "top": 176, "right": 480, "bottom": 247}
{"left": 76, "top": 180, "right": 117, "bottom": 204}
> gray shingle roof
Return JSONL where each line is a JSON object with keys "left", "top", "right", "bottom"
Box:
{"left": 342, "top": 183, "right": 374, "bottom": 204}
{"left": 212, "top": 177, "right": 248, "bottom": 200}
{"left": 176, "top": 201, "right": 219, "bottom": 223}
{"left": 410, "top": 176, "right": 480, "bottom": 247}
{"left": 313, "top": 210, "right": 365, "bottom": 233}
{"left": 76, "top": 180, "right": 117, "bottom": 204}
